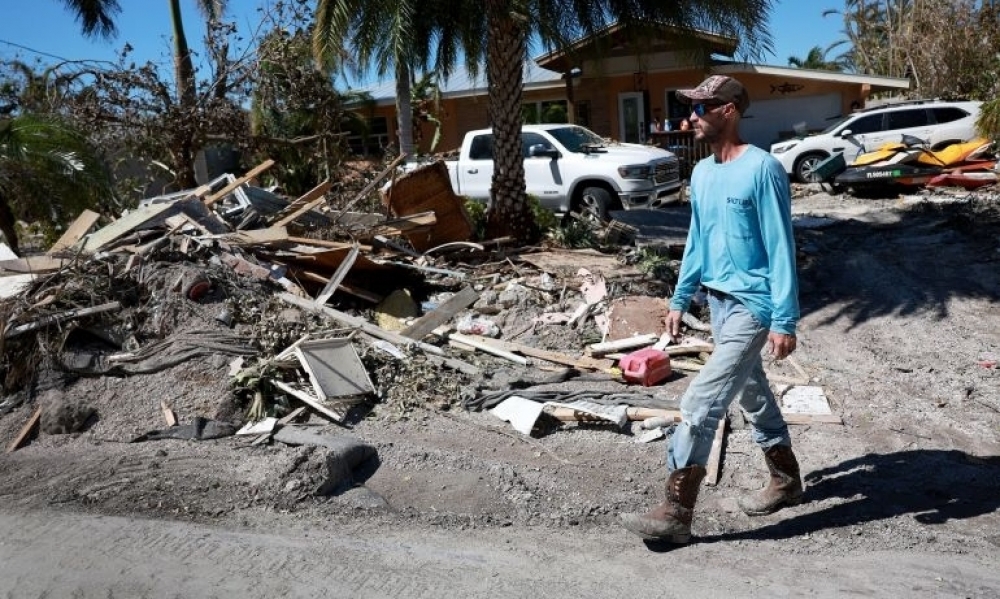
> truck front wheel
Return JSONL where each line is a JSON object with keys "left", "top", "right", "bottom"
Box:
{"left": 576, "top": 186, "right": 612, "bottom": 223}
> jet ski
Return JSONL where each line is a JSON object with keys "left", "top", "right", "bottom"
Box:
{"left": 833, "top": 135, "right": 994, "bottom": 191}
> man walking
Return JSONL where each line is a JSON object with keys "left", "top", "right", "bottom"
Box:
{"left": 620, "top": 76, "right": 803, "bottom": 543}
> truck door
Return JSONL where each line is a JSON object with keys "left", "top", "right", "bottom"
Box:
{"left": 521, "top": 132, "right": 567, "bottom": 212}
{"left": 459, "top": 133, "right": 495, "bottom": 202}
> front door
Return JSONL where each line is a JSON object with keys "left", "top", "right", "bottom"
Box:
{"left": 618, "top": 92, "right": 645, "bottom": 143}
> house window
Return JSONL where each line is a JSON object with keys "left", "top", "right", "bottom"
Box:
{"left": 346, "top": 116, "right": 390, "bottom": 155}
{"left": 523, "top": 100, "right": 569, "bottom": 124}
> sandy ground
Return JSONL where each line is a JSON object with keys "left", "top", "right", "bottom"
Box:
{"left": 1, "top": 186, "right": 999, "bottom": 597}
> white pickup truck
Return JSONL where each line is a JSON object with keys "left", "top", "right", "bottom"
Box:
{"left": 414, "top": 124, "right": 683, "bottom": 220}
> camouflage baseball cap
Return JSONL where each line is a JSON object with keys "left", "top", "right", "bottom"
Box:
{"left": 677, "top": 75, "right": 750, "bottom": 114}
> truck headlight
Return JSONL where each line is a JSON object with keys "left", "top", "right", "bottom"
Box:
{"left": 618, "top": 164, "right": 653, "bottom": 179}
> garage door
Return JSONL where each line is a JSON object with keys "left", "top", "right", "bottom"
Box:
{"left": 741, "top": 93, "right": 843, "bottom": 151}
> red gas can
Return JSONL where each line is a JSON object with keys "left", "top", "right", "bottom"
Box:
{"left": 619, "top": 348, "right": 672, "bottom": 387}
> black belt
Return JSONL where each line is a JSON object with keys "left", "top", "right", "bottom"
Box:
{"left": 706, "top": 287, "right": 731, "bottom": 299}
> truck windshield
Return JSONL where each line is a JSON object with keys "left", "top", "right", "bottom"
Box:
{"left": 547, "top": 126, "right": 607, "bottom": 153}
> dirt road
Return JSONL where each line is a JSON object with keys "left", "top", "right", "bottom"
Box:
{"left": 2, "top": 507, "right": 999, "bottom": 598}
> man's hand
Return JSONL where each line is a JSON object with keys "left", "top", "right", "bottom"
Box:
{"left": 665, "top": 310, "right": 684, "bottom": 341}
{"left": 767, "top": 332, "right": 797, "bottom": 360}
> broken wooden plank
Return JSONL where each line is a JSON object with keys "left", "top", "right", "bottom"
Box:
{"left": 160, "top": 400, "right": 177, "bottom": 427}
{"left": 613, "top": 406, "right": 841, "bottom": 426}
{"left": 401, "top": 286, "right": 480, "bottom": 340}
{"left": 588, "top": 334, "right": 658, "bottom": 357}
{"left": 271, "top": 179, "right": 334, "bottom": 227}
{"left": 0, "top": 255, "right": 69, "bottom": 275}
{"left": 704, "top": 416, "right": 728, "bottom": 486}
{"left": 367, "top": 211, "right": 437, "bottom": 237}
{"left": 449, "top": 332, "right": 528, "bottom": 365}
{"left": 4, "top": 301, "right": 121, "bottom": 339}
{"left": 5, "top": 406, "right": 42, "bottom": 454}
{"left": 283, "top": 237, "right": 354, "bottom": 250}
{"left": 203, "top": 159, "right": 276, "bottom": 207}
{"left": 278, "top": 292, "right": 443, "bottom": 355}
{"left": 381, "top": 159, "right": 472, "bottom": 251}
{"left": 47, "top": 209, "right": 101, "bottom": 255}
{"left": 214, "top": 226, "right": 290, "bottom": 246}
{"left": 470, "top": 337, "right": 614, "bottom": 372}
{"left": 314, "top": 243, "right": 359, "bottom": 306}
{"left": 272, "top": 380, "right": 346, "bottom": 423}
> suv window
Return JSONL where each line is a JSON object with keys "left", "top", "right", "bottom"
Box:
{"left": 886, "top": 108, "right": 930, "bottom": 130}
{"left": 468, "top": 135, "right": 494, "bottom": 160}
{"left": 931, "top": 106, "right": 969, "bottom": 124}
{"left": 843, "top": 114, "right": 883, "bottom": 135}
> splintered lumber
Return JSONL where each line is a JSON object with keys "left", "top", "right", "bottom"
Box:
{"left": 5, "top": 406, "right": 42, "bottom": 453}
{"left": 381, "top": 160, "right": 473, "bottom": 251}
{"left": 705, "top": 416, "right": 728, "bottom": 486}
{"left": 449, "top": 332, "right": 529, "bottom": 365}
{"left": 272, "top": 380, "right": 346, "bottom": 423}
{"left": 47, "top": 209, "right": 101, "bottom": 255}
{"left": 588, "top": 334, "right": 658, "bottom": 357}
{"left": 608, "top": 406, "right": 841, "bottom": 426}
{"left": 277, "top": 292, "right": 479, "bottom": 376}
{"left": 367, "top": 211, "right": 437, "bottom": 238}
{"left": 4, "top": 301, "right": 121, "bottom": 339}
{"left": 0, "top": 256, "right": 69, "bottom": 275}
{"left": 272, "top": 179, "right": 334, "bottom": 227}
{"left": 203, "top": 159, "right": 276, "bottom": 207}
{"left": 314, "top": 243, "right": 359, "bottom": 306}
{"left": 663, "top": 341, "right": 715, "bottom": 356}
{"left": 401, "top": 286, "right": 479, "bottom": 340}
{"left": 467, "top": 337, "right": 614, "bottom": 372}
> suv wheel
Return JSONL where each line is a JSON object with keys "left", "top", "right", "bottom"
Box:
{"left": 794, "top": 152, "right": 829, "bottom": 183}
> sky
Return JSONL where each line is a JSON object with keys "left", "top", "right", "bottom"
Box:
{"left": 0, "top": 0, "right": 847, "bottom": 87}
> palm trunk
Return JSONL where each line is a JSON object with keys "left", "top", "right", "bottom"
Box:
{"left": 396, "top": 61, "right": 415, "bottom": 158}
{"left": 170, "top": 0, "right": 199, "bottom": 188}
{"left": 483, "top": 0, "right": 537, "bottom": 243}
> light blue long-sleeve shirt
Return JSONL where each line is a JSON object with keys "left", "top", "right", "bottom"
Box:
{"left": 669, "top": 145, "right": 800, "bottom": 335}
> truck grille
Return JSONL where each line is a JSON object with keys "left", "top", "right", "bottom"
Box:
{"left": 653, "top": 158, "right": 680, "bottom": 184}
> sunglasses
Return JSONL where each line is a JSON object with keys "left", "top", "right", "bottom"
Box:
{"left": 692, "top": 102, "right": 727, "bottom": 117}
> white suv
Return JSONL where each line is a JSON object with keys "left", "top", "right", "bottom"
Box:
{"left": 770, "top": 100, "right": 982, "bottom": 182}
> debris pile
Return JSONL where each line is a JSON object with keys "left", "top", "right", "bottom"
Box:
{"left": 0, "top": 159, "right": 840, "bottom": 500}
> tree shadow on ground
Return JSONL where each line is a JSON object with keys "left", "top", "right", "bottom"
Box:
{"left": 796, "top": 200, "right": 1000, "bottom": 330}
{"left": 695, "top": 449, "right": 1000, "bottom": 545}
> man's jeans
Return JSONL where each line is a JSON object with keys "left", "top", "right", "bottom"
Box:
{"left": 667, "top": 291, "right": 791, "bottom": 471}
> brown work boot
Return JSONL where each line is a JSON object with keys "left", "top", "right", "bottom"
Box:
{"left": 620, "top": 465, "right": 707, "bottom": 543}
{"left": 739, "top": 444, "right": 804, "bottom": 516}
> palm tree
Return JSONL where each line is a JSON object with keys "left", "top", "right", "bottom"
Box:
{"left": 0, "top": 114, "right": 113, "bottom": 254}
{"left": 57, "top": 0, "right": 121, "bottom": 39}
{"left": 476, "top": 1, "right": 775, "bottom": 241}
{"left": 787, "top": 45, "right": 847, "bottom": 71}
{"left": 319, "top": 2, "right": 773, "bottom": 243}
{"left": 312, "top": 0, "right": 476, "bottom": 160}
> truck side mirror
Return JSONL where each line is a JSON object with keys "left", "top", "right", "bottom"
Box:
{"left": 528, "top": 144, "right": 560, "bottom": 159}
